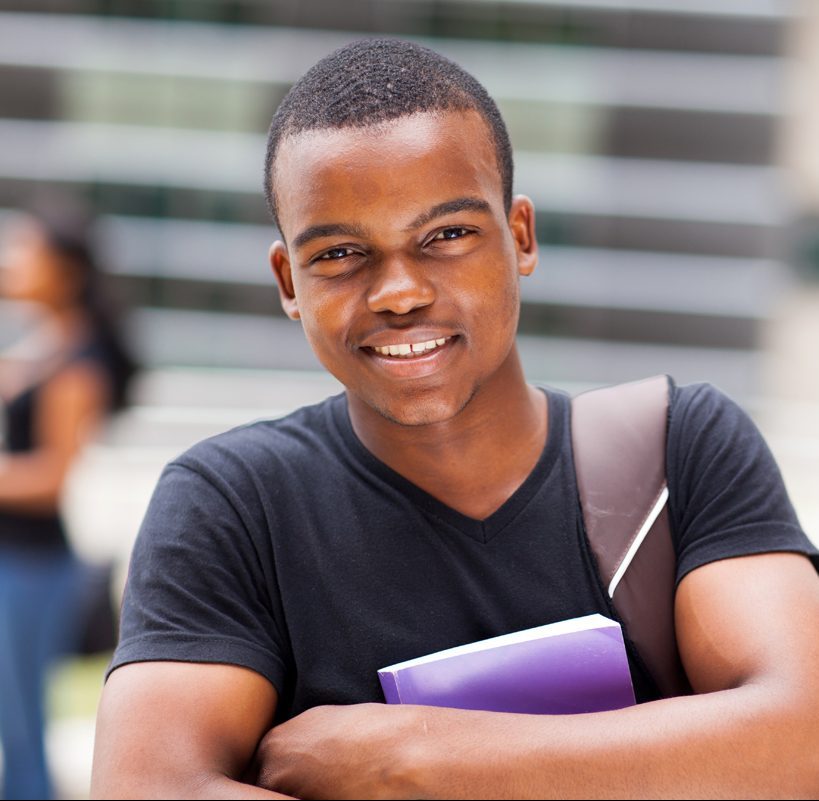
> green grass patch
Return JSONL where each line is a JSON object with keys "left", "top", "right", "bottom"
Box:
{"left": 47, "top": 653, "right": 112, "bottom": 721}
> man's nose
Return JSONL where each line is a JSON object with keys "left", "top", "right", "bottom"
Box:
{"left": 366, "top": 254, "right": 435, "bottom": 315}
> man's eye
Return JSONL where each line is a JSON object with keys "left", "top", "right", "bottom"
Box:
{"left": 432, "top": 227, "right": 470, "bottom": 241}
{"left": 318, "top": 247, "right": 353, "bottom": 260}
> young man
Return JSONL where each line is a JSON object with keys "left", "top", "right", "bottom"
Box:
{"left": 92, "top": 40, "right": 819, "bottom": 799}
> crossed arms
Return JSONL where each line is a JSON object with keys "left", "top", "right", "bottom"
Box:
{"left": 91, "top": 552, "right": 819, "bottom": 799}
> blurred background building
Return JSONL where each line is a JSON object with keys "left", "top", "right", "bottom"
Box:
{"left": 0, "top": 0, "right": 817, "bottom": 797}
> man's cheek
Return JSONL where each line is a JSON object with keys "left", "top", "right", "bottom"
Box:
{"left": 299, "top": 304, "right": 355, "bottom": 374}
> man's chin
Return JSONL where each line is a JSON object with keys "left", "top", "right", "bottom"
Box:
{"left": 361, "top": 386, "right": 479, "bottom": 429}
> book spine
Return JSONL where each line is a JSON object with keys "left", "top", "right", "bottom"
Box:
{"left": 377, "top": 670, "right": 402, "bottom": 704}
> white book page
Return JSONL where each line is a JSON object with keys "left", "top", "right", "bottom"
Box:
{"left": 380, "top": 613, "right": 619, "bottom": 673}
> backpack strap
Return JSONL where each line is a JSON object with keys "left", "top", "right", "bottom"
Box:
{"left": 571, "top": 375, "right": 691, "bottom": 698}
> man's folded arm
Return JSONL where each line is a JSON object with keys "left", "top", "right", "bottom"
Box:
{"left": 419, "top": 551, "right": 819, "bottom": 798}
{"left": 92, "top": 661, "right": 291, "bottom": 800}
{"left": 254, "top": 551, "right": 819, "bottom": 799}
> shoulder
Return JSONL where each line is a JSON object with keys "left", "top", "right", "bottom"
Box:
{"left": 666, "top": 379, "right": 765, "bottom": 472}
{"left": 664, "top": 379, "right": 816, "bottom": 580}
{"left": 132, "top": 393, "right": 348, "bottom": 556}
{"left": 668, "top": 380, "right": 743, "bottom": 428}
{"left": 665, "top": 378, "right": 766, "bottom": 500}
{"left": 41, "top": 335, "right": 118, "bottom": 411}
{"left": 170, "top": 392, "right": 346, "bottom": 491}
{"left": 39, "top": 358, "right": 111, "bottom": 421}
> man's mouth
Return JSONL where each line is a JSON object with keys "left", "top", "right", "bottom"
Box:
{"left": 368, "top": 336, "right": 452, "bottom": 359}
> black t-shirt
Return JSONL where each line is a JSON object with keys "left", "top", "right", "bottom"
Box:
{"left": 110, "top": 381, "right": 818, "bottom": 718}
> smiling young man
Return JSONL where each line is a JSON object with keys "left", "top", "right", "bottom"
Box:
{"left": 92, "top": 40, "right": 819, "bottom": 799}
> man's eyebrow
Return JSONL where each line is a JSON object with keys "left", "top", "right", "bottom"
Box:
{"left": 290, "top": 198, "right": 490, "bottom": 250}
{"left": 292, "top": 222, "right": 370, "bottom": 251}
{"left": 406, "top": 197, "right": 492, "bottom": 231}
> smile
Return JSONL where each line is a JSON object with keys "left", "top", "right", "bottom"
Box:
{"left": 369, "top": 337, "right": 451, "bottom": 359}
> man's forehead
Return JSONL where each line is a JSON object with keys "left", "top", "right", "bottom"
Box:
{"left": 273, "top": 110, "right": 501, "bottom": 235}
{"left": 278, "top": 109, "right": 492, "bottom": 168}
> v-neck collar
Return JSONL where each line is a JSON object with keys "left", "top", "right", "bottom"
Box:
{"left": 330, "top": 387, "right": 566, "bottom": 544}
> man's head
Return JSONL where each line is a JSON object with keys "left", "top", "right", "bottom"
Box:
{"left": 265, "top": 39, "right": 537, "bottom": 429}
{"left": 263, "top": 38, "right": 514, "bottom": 232}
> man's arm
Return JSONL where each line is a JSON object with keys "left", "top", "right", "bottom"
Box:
{"left": 92, "top": 661, "right": 292, "bottom": 800}
{"left": 255, "top": 552, "right": 819, "bottom": 799}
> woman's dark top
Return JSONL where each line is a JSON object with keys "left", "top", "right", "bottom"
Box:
{"left": 0, "top": 336, "right": 115, "bottom": 552}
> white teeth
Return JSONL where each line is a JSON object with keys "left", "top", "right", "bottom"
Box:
{"left": 372, "top": 337, "right": 451, "bottom": 358}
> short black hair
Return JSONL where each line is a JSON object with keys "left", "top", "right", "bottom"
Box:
{"left": 263, "top": 38, "right": 513, "bottom": 230}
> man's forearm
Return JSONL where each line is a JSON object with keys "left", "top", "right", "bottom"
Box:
{"left": 256, "top": 685, "right": 818, "bottom": 799}
{"left": 194, "top": 774, "right": 295, "bottom": 800}
{"left": 92, "top": 767, "right": 294, "bottom": 800}
{"left": 393, "top": 684, "right": 818, "bottom": 799}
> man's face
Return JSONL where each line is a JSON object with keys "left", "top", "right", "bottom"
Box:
{"left": 271, "top": 110, "right": 536, "bottom": 427}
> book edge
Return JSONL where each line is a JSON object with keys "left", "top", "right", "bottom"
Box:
{"left": 379, "top": 613, "right": 620, "bottom": 674}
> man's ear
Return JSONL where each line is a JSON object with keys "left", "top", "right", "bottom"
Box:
{"left": 270, "top": 240, "right": 300, "bottom": 320}
{"left": 508, "top": 195, "right": 538, "bottom": 277}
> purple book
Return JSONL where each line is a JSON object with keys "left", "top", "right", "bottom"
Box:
{"left": 378, "top": 613, "right": 635, "bottom": 715}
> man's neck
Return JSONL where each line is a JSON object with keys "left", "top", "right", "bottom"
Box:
{"left": 346, "top": 350, "right": 548, "bottom": 520}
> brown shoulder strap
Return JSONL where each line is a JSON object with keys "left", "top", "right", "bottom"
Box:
{"left": 571, "top": 375, "right": 690, "bottom": 698}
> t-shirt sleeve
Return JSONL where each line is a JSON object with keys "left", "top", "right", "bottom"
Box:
{"left": 108, "top": 460, "right": 288, "bottom": 692}
{"left": 668, "top": 381, "right": 819, "bottom": 584}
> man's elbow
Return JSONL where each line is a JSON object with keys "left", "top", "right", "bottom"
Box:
{"left": 91, "top": 730, "right": 221, "bottom": 800}
{"left": 91, "top": 762, "right": 226, "bottom": 800}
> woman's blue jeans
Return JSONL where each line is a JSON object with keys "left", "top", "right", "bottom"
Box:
{"left": 0, "top": 548, "right": 81, "bottom": 800}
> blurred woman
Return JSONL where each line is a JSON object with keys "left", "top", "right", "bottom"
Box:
{"left": 0, "top": 202, "right": 135, "bottom": 800}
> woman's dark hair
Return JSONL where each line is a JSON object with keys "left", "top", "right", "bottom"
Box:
{"left": 28, "top": 200, "right": 138, "bottom": 412}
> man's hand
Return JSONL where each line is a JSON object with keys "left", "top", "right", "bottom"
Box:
{"left": 254, "top": 702, "right": 572, "bottom": 800}
{"left": 254, "top": 702, "right": 428, "bottom": 800}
